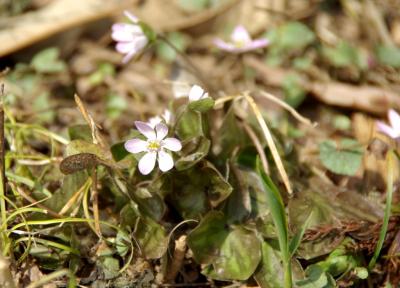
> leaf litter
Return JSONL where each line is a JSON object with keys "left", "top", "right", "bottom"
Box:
{"left": 1, "top": 0, "right": 400, "bottom": 287}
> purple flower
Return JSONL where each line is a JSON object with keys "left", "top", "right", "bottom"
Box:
{"left": 214, "top": 25, "right": 269, "bottom": 53}
{"left": 377, "top": 109, "right": 400, "bottom": 140}
{"left": 125, "top": 121, "right": 182, "bottom": 175}
{"left": 188, "top": 85, "right": 209, "bottom": 101}
{"left": 111, "top": 11, "right": 148, "bottom": 63}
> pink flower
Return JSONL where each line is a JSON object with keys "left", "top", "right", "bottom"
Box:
{"left": 214, "top": 25, "right": 269, "bottom": 53}
{"left": 377, "top": 109, "right": 400, "bottom": 140}
{"left": 125, "top": 121, "right": 182, "bottom": 175}
{"left": 111, "top": 11, "right": 148, "bottom": 63}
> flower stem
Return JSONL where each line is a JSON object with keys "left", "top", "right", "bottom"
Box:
{"left": 158, "top": 35, "right": 213, "bottom": 92}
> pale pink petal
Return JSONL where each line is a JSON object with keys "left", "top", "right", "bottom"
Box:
{"left": 189, "top": 85, "right": 205, "bottom": 102}
{"left": 112, "top": 30, "right": 134, "bottom": 42}
{"left": 377, "top": 121, "right": 398, "bottom": 138}
{"left": 162, "top": 138, "right": 182, "bottom": 152}
{"left": 124, "top": 139, "right": 148, "bottom": 153}
{"left": 158, "top": 150, "right": 174, "bottom": 172}
{"left": 388, "top": 109, "right": 400, "bottom": 132}
{"left": 246, "top": 38, "right": 269, "bottom": 50}
{"left": 116, "top": 42, "right": 135, "bottom": 53}
{"left": 163, "top": 109, "right": 171, "bottom": 124}
{"left": 148, "top": 116, "right": 162, "bottom": 128}
{"left": 213, "top": 38, "right": 237, "bottom": 52}
{"left": 122, "top": 50, "right": 137, "bottom": 64}
{"left": 124, "top": 11, "right": 139, "bottom": 23}
{"left": 138, "top": 152, "right": 157, "bottom": 175}
{"left": 155, "top": 123, "right": 168, "bottom": 140}
{"left": 231, "top": 25, "right": 251, "bottom": 44}
{"left": 135, "top": 121, "right": 156, "bottom": 140}
{"left": 132, "top": 36, "right": 148, "bottom": 51}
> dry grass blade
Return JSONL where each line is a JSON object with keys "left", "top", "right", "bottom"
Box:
{"left": 257, "top": 90, "right": 317, "bottom": 127}
{"left": 74, "top": 94, "right": 106, "bottom": 147}
{"left": 243, "top": 92, "right": 293, "bottom": 195}
{"left": 242, "top": 122, "right": 269, "bottom": 174}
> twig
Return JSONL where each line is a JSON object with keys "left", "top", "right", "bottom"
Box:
{"left": 242, "top": 122, "right": 269, "bottom": 174}
{"left": 257, "top": 90, "right": 317, "bottom": 127}
{"left": 243, "top": 92, "right": 293, "bottom": 195}
{"left": 364, "top": 0, "right": 394, "bottom": 47}
{"left": 92, "top": 167, "right": 101, "bottom": 236}
{"left": 165, "top": 235, "right": 187, "bottom": 283}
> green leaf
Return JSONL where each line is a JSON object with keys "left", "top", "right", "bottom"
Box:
{"left": 176, "top": 109, "right": 204, "bottom": 140}
{"left": 187, "top": 211, "right": 262, "bottom": 280}
{"left": 99, "top": 257, "right": 120, "bottom": 280}
{"left": 282, "top": 74, "right": 306, "bottom": 108}
{"left": 175, "top": 136, "right": 210, "bottom": 171}
{"left": 254, "top": 241, "right": 285, "bottom": 288}
{"left": 106, "top": 92, "right": 126, "bottom": 119}
{"left": 68, "top": 125, "right": 92, "bottom": 142}
{"left": 257, "top": 160, "right": 291, "bottom": 287}
{"left": 110, "top": 142, "right": 130, "bottom": 162}
{"left": 188, "top": 97, "right": 215, "bottom": 112}
{"left": 31, "top": 47, "right": 66, "bottom": 73}
{"left": 267, "top": 22, "right": 315, "bottom": 52}
{"left": 116, "top": 230, "right": 130, "bottom": 257}
{"left": 296, "top": 265, "right": 335, "bottom": 288}
{"left": 376, "top": 45, "right": 400, "bottom": 68}
{"left": 322, "top": 41, "right": 367, "bottom": 69}
{"left": 178, "top": 0, "right": 210, "bottom": 12}
{"left": 319, "top": 138, "right": 363, "bottom": 176}
{"left": 156, "top": 32, "right": 188, "bottom": 62}
{"left": 88, "top": 63, "right": 115, "bottom": 86}
{"left": 120, "top": 204, "right": 168, "bottom": 259}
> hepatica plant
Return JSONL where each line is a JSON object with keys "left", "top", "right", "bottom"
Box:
{"left": 124, "top": 121, "right": 182, "bottom": 175}
{"left": 214, "top": 25, "right": 269, "bottom": 53}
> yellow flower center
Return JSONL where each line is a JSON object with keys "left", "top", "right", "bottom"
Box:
{"left": 147, "top": 140, "right": 161, "bottom": 152}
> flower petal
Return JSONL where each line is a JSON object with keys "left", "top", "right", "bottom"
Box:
{"left": 163, "top": 109, "right": 171, "bottom": 124}
{"left": 148, "top": 116, "right": 162, "bottom": 128}
{"left": 138, "top": 152, "right": 157, "bottom": 175}
{"left": 377, "top": 121, "right": 398, "bottom": 138}
{"left": 162, "top": 138, "right": 182, "bottom": 152}
{"left": 189, "top": 85, "right": 205, "bottom": 102}
{"left": 231, "top": 25, "right": 251, "bottom": 44}
{"left": 122, "top": 50, "right": 137, "bottom": 64}
{"left": 388, "top": 109, "right": 400, "bottom": 132}
{"left": 158, "top": 150, "right": 174, "bottom": 172}
{"left": 124, "top": 138, "right": 148, "bottom": 153}
{"left": 124, "top": 10, "right": 139, "bottom": 23}
{"left": 135, "top": 121, "right": 156, "bottom": 140}
{"left": 246, "top": 38, "right": 269, "bottom": 50}
{"left": 116, "top": 42, "right": 135, "bottom": 54}
{"left": 213, "top": 38, "right": 237, "bottom": 52}
{"left": 155, "top": 123, "right": 168, "bottom": 140}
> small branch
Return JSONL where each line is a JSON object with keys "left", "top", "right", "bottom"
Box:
{"left": 165, "top": 235, "right": 187, "bottom": 283}
{"left": 243, "top": 93, "right": 293, "bottom": 195}
{"left": 92, "top": 167, "right": 101, "bottom": 236}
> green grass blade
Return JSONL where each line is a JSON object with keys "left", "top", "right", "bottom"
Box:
{"left": 257, "top": 159, "right": 292, "bottom": 288}
{"left": 368, "top": 150, "right": 394, "bottom": 270}
{"left": 289, "top": 211, "right": 313, "bottom": 257}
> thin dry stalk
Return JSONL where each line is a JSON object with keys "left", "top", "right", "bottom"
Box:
{"left": 92, "top": 167, "right": 101, "bottom": 236}
{"left": 242, "top": 122, "right": 269, "bottom": 174}
{"left": 257, "top": 90, "right": 317, "bottom": 127}
{"left": 243, "top": 93, "right": 293, "bottom": 195}
{"left": 59, "top": 178, "right": 92, "bottom": 215}
{"left": 165, "top": 235, "right": 187, "bottom": 283}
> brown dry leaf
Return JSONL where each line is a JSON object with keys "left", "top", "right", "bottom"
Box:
{"left": 0, "top": 0, "right": 131, "bottom": 57}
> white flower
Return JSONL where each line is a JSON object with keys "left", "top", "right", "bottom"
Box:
{"left": 377, "top": 109, "right": 400, "bottom": 140}
{"left": 147, "top": 109, "right": 172, "bottom": 128}
{"left": 213, "top": 25, "right": 269, "bottom": 53}
{"left": 111, "top": 11, "right": 148, "bottom": 63}
{"left": 124, "top": 121, "right": 182, "bottom": 175}
{"left": 188, "top": 85, "right": 209, "bottom": 102}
